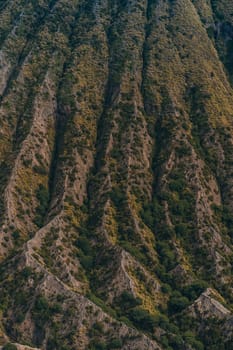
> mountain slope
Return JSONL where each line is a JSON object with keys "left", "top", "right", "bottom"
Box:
{"left": 0, "top": 0, "right": 233, "bottom": 349}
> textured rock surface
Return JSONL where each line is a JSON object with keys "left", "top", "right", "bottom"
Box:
{"left": 0, "top": 0, "right": 233, "bottom": 349}
{"left": 187, "top": 288, "right": 231, "bottom": 319}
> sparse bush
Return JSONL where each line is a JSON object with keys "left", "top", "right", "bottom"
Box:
{"left": 3, "top": 344, "right": 17, "bottom": 350}
{"left": 183, "top": 281, "right": 208, "bottom": 301}
{"left": 168, "top": 294, "right": 189, "bottom": 314}
{"left": 118, "top": 291, "right": 142, "bottom": 309}
{"left": 129, "top": 307, "right": 159, "bottom": 331}
{"left": 76, "top": 236, "right": 92, "bottom": 255}
{"left": 35, "top": 184, "right": 49, "bottom": 227}
{"left": 108, "top": 339, "right": 123, "bottom": 348}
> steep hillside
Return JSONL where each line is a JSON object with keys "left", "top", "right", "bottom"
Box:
{"left": 0, "top": 0, "right": 233, "bottom": 349}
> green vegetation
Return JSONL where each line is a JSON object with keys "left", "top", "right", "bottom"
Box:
{"left": 2, "top": 344, "right": 17, "bottom": 350}
{"left": 128, "top": 307, "right": 158, "bottom": 332}
{"left": 0, "top": 0, "right": 233, "bottom": 349}
{"left": 118, "top": 291, "right": 142, "bottom": 309}
{"left": 168, "top": 293, "right": 189, "bottom": 314}
{"left": 34, "top": 184, "right": 49, "bottom": 227}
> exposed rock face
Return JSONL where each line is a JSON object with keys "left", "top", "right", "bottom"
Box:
{"left": 188, "top": 288, "right": 231, "bottom": 320}
{"left": 0, "top": 345, "right": 41, "bottom": 350}
{"left": 0, "top": 0, "right": 233, "bottom": 349}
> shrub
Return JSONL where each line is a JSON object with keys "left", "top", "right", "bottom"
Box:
{"left": 168, "top": 295, "right": 189, "bottom": 313}
{"left": 21, "top": 266, "right": 33, "bottom": 278}
{"left": 76, "top": 236, "right": 92, "bottom": 255}
{"left": 120, "top": 241, "right": 147, "bottom": 264}
{"left": 140, "top": 207, "right": 154, "bottom": 229}
{"left": 89, "top": 341, "right": 107, "bottom": 350}
{"left": 35, "top": 296, "right": 49, "bottom": 311}
{"left": 33, "top": 296, "right": 52, "bottom": 327}
{"left": 169, "top": 334, "right": 184, "bottom": 350}
{"left": 161, "top": 226, "right": 174, "bottom": 239}
{"left": 119, "top": 291, "right": 142, "bottom": 309}
{"left": 110, "top": 187, "right": 126, "bottom": 207}
{"left": 47, "top": 337, "right": 59, "bottom": 350}
{"left": 89, "top": 322, "right": 104, "bottom": 337}
{"left": 87, "top": 293, "right": 117, "bottom": 318}
{"left": 175, "top": 223, "right": 188, "bottom": 237}
{"left": 33, "top": 165, "right": 47, "bottom": 175}
{"left": 35, "top": 184, "right": 49, "bottom": 227}
{"left": 184, "top": 331, "right": 204, "bottom": 350}
{"left": 161, "top": 283, "right": 172, "bottom": 294}
{"left": 3, "top": 344, "right": 17, "bottom": 350}
{"left": 12, "top": 230, "right": 20, "bottom": 243}
{"left": 157, "top": 242, "right": 177, "bottom": 270}
{"left": 129, "top": 307, "right": 159, "bottom": 331}
{"left": 183, "top": 280, "right": 208, "bottom": 301}
{"left": 169, "top": 179, "right": 186, "bottom": 192}
{"left": 108, "top": 339, "right": 123, "bottom": 349}
{"left": 79, "top": 253, "right": 93, "bottom": 270}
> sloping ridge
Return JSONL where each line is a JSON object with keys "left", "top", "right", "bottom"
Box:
{"left": 0, "top": 0, "right": 233, "bottom": 349}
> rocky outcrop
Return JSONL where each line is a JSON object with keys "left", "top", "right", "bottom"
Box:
{"left": 0, "top": 0, "right": 233, "bottom": 349}
{"left": 188, "top": 288, "right": 231, "bottom": 320}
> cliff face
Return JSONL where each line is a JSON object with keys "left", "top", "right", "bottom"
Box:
{"left": 0, "top": 0, "right": 233, "bottom": 349}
